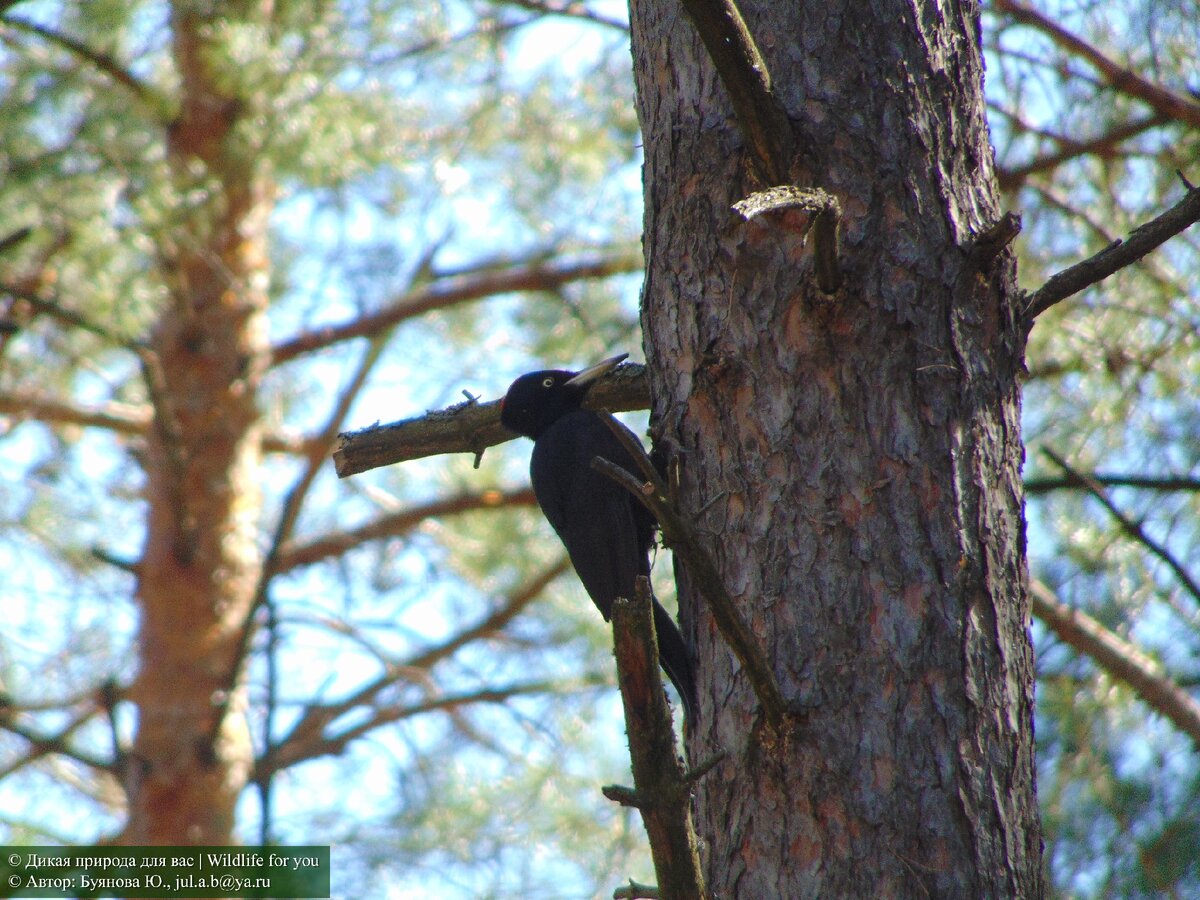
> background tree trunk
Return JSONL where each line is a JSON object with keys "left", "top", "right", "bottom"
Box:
{"left": 630, "top": 1, "right": 1042, "bottom": 895}
{"left": 123, "top": 1, "right": 271, "bottom": 845}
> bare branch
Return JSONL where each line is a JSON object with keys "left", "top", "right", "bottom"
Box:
{"left": 0, "top": 15, "right": 160, "bottom": 112}
{"left": 0, "top": 281, "right": 142, "bottom": 348}
{"left": 276, "top": 488, "right": 538, "bottom": 572}
{"left": 1031, "top": 580, "right": 1200, "bottom": 748}
{"left": 0, "top": 706, "right": 112, "bottom": 778}
{"left": 333, "top": 361, "right": 650, "bottom": 476}
{"left": 991, "top": 1, "right": 1200, "bottom": 129}
{"left": 224, "top": 328, "right": 398, "bottom": 781}
{"left": 257, "top": 681, "right": 560, "bottom": 777}
{"left": 1023, "top": 184, "right": 1200, "bottom": 321}
{"left": 0, "top": 390, "right": 323, "bottom": 456}
{"left": 496, "top": 0, "right": 627, "bottom": 30}
{"left": 0, "top": 392, "right": 147, "bottom": 436}
{"left": 266, "top": 334, "right": 391, "bottom": 575}
{"left": 404, "top": 556, "right": 571, "bottom": 671}
{"left": 1040, "top": 448, "right": 1200, "bottom": 608}
{"left": 272, "top": 252, "right": 640, "bottom": 366}
{"left": 1025, "top": 472, "right": 1200, "bottom": 496}
{"left": 678, "top": 0, "right": 792, "bottom": 184}
{"left": 262, "top": 558, "right": 569, "bottom": 773}
{"left": 0, "top": 226, "right": 32, "bottom": 255}
{"left": 996, "top": 111, "right": 1171, "bottom": 193}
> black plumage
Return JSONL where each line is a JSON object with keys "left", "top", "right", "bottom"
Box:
{"left": 500, "top": 354, "right": 697, "bottom": 720}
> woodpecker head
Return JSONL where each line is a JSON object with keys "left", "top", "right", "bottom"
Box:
{"left": 499, "top": 353, "right": 628, "bottom": 439}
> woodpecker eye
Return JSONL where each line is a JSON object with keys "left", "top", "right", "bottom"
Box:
{"left": 542, "top": 377, "right": 554, "bottom": 388}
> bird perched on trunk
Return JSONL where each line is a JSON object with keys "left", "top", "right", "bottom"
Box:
{"left": 500, "top": 353, "right": 696, "bottom": 721}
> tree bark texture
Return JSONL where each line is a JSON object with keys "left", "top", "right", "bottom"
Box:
{"left": 124, "top": 1, "right": 271, "bottom": 844}
{"left": 630, "top": 1, "right": 1042, "bottom": 896}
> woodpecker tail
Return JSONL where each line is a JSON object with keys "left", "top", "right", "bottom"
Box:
{"left": 652, "top": 598, "right": 697, "bottom": 722}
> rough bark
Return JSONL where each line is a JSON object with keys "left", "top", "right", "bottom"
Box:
{"left": 630, "top": 1, "right": 1042, "bottom": 896}
{"left": 123, "top": 1, "right": 271, "bottom": 845}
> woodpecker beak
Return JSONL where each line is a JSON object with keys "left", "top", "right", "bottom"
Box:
{"left": 566, "top": 353, "right": 629, "bottom": 388}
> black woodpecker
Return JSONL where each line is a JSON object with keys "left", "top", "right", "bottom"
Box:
{"left": 499, "top": 353, "right": 697, "bottom": 721}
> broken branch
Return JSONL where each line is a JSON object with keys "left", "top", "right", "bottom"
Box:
{"left": 333, "top": 362, "right": 650, "bottom": 476}
{"left": 608, "top": 577, "right": 708, "bottom": 900}
{"left": 733, "top": 186, "right": 842, "bottom": 293}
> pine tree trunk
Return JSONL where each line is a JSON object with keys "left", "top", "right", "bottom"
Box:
{"left": 630, "top": 1, "right": 1042, "bottom": 895}
{"left": 123, "top": 1, "right": 271, "bottom": 845}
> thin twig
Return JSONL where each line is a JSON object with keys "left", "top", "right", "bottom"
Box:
{"left": 992, "top": 0, "right": 1200, "bottom": 129}
{"left": 0, "top": 15, "right": 162, "bottom": 113}
{"left": 0, "top": 226, "right": 32, "bottom": 255}
{"left": 0, "top": 392, "right": 147, "bottom": 435}
{"left": 1025, "top": 473, "right": 1200, "bottom": 495}
{"left": 256, "top": 681, "right": 561, "bottom": 778}
{"left": 995, "top": 112, "right": 1170, "bottom": 193}
{"left": 0, "top": 390, "right": 319, "bottom": 456}
{"left": 593, "top": 413, "right": 794, "bottom": 726}
{"left": 273, "top": 252, "right": 640, "bottom": 365}
{"left": 259, "top": 558, "right": 569, "bottom": 775}
{"left": 497, "top": 0, "right": 628, "bottom": 30}
{"left": 275, "top": 488, "right": 538, "bottom": 572}
{"left": 0, "top": 707, "right": 112, "bottom": 778}
{"left": 0, "top": 282, "right": 143, "bottom": 348}
{"left": 218, "top": 325, "right": 395, "bottom": 832}
{"left": 1041, "top": 448, "right": 1200, "bottom": 607}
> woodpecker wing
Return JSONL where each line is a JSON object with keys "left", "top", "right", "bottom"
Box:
{"left": 529, "top": 410, "right": 696, "bottom": 718}
{"left": 530, "top": 410, "right": 647, "bottom": 619}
